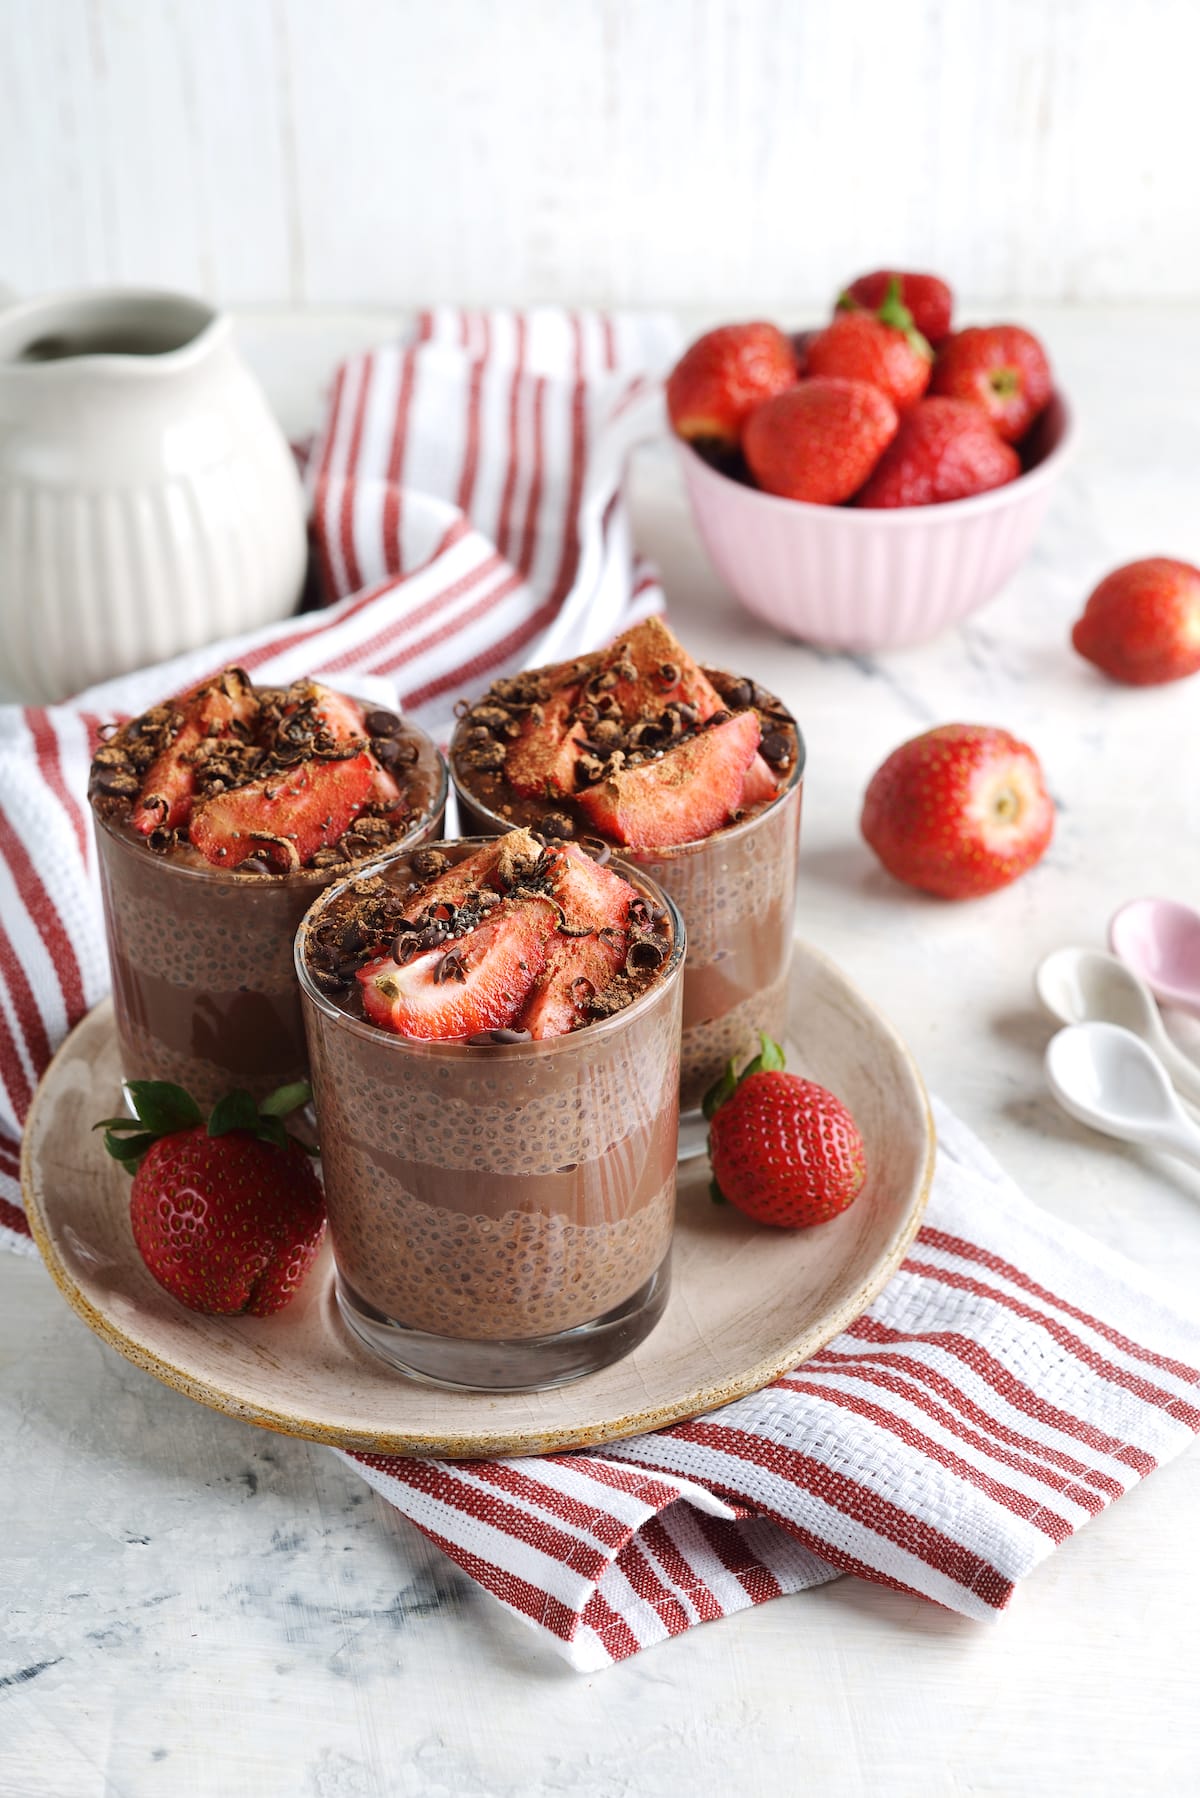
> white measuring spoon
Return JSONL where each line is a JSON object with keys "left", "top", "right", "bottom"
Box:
{"left": 1045, "top": 1021, "right": 1200, "bottom": 1169}
{"left": 1035, "top": 946, "right": 1200, "bottom": 1106}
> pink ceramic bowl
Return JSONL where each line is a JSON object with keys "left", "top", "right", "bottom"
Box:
{"left": 676, "top": 393, "right": 1074, "bottom": 651}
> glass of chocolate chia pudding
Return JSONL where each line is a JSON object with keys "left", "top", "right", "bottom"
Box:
{"left": 295, "top": 829, "right": 686, "bottom": 1390}
{"left": 449, "top": 618, "right": 804, "bottom": 1119}
{"left": 90, "top": 667, "right": 447, "bottom": 1111}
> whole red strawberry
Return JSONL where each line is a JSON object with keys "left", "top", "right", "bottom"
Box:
{"left": 807, "top": 279, "right": 932, "bottom": 410}
{"left": 841, "top": 270, "right": 954, "bottom": 346}
{"left": 861, "top": 724, "right": 1054, "bottom": 900}
{"left": 667, "top": 323, "right": 799, "bottom": 450}
{"left": 97, "top": 1081, "right": 326, "bottom": 1314}
{"left": 1071, "top": 558, "right": 1200, "bottom": 686}
{"left": 743, "top": 379, "right": 898, "bottom": 505}
{"left": 930, "top": 325, "right": 1052, "bottom": 443}
{"left": 856, "top": 397, "right": 1020, "bottom": 508}
{"left": 705, "top": 1037, "right": 867, "bottom": 1228}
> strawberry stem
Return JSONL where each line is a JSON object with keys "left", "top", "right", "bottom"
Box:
{"left": 874, "top": 277, "right": 932, "bottom": 361}
{"left": 95, "top": 1079, "right": 315, "bottom": 1172}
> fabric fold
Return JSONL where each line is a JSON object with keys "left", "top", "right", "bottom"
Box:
{"left": 339, "top": 1101, "right": 1200, "bottom": 1667}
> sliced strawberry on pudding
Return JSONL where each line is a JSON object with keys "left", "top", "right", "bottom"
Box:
{"left": 189, "top": 751, "right": 376, "bottom": 871}
{"left": 739, "top": 755, "right": 781, "bottom": 809}
{"left": 520, "top": 930, "right": 628, "bottom": 1039}
{"left": 131, "top": 669, "right": 259, "bottom": 835}
{"left": 505, "top": 684, "right": 589, "bottom": 800}
{"left": 358, "top": 899, "right": 556, "bottom": 1039}
{"left": 578, "top": 711, "right": 761, "bottom": 850}
{"left": 588, "top": 616, "right": 725, "bottom": 722}
{"left": 305, "top": 681, "right": 404, "bottom": 812}
{"left": 548, "top": 841, "right": 638, "bottom": 931}
{"left": 400, "top": 828, "right": 543, "bottom": 920}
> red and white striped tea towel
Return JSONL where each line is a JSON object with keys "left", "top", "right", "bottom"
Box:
{"left": 3, "top": 310, "right": 1199, "bottom": 1670}
{"left": 340, "top": 1099, "right": 1200, "bottom": 1668}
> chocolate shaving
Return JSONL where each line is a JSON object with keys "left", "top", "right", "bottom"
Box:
{"left": 465, "top": 1027, "right": 532, "bottom": 1045}
{"left": 579, "top": 837, "right": 611, "bottom": 867}
{"left": 247, "top": 832, "right": 301, "bottom": 872}
{"left": 433, "top": 948, "right": 467, "bottom": 985}
{"left": 626, "top": 934, "right": 668, "bottom": 973}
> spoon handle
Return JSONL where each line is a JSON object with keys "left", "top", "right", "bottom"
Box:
{"left": 1149, "top": 1122, "right": 1200, "bottom": 1171}
{"left": 1154, "top": 1034, "right": 1200, "bottom": 1108}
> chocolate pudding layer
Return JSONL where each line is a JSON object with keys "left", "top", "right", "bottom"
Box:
{"left": 91, "top": 678, "right": 447, "bottom": 1108}
{"left": 453, "top": 669, "right": 803, "bottom": 1112}
{"left": 296, "top": 840, "right": 685, "bottom": 1389}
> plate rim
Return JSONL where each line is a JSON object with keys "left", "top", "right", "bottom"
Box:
{"left": 20, "top": 943, "right": 936, "bottom": 1459}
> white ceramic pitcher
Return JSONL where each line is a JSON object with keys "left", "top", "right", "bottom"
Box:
{"left": 0, "top": 289, "right": 308, "bottom": 703}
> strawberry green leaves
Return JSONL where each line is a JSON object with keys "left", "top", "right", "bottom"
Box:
{"left": 95, "top": 1079, "right": 315, "bottom": 1172}
{"left": 702, "top": 1033, "right": 786, "bottom": 1120}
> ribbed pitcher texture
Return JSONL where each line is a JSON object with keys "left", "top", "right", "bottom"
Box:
{"left": 0, "top": 289, "right": 307, "bottom": 702}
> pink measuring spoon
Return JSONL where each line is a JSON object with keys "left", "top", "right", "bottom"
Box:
{"left": 1109, "top": 897, "right": 1200, "bottom": 1020}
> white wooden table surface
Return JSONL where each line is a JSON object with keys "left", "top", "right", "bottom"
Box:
{"left": 3, "top": 306, "right": 1200, "bottom": 1798}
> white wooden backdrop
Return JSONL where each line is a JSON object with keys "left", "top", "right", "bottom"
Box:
{"left": 3, "top": 0, "right": 1200, "bottom": 311}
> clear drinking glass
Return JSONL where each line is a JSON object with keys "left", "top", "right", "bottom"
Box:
{"left": 92, "top": 743, "right": 447, "bottom": 1111}
{"left": 295, "top": 839, "right": 686, "bottom": 1391}
{"left": 453, "top": 723, "right": 804, "bottom": 1117}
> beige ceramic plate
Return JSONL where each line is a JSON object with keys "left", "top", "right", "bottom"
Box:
{"left": 21, "top": 940, "right": 934, "bottom": 1460}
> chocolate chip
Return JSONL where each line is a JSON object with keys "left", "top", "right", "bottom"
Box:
{"left": 724, "top": 679, "right": 754, "bottom": 710}
{"left": 310, "top": 964, "right": 350, "bottom": 993}
{"left": 465, "top": 1027, "right": 532, "bottom": 1045}
{"left": 364, "top": 708, "right": 401, "bottom": 737}
{"left": 239, "top": 855, "right": 276, "bottom": 876}
{"left": 93, "top": 766, "right": 139, "bottom": 797}
{"left": 538, "top": 811, "right": 575, "bottom": 840}
{"left": 469, "top": 704, "right": 514, "bottom": 732}
{"left": 760, "top": 730, "right": 791, "bottom": 767}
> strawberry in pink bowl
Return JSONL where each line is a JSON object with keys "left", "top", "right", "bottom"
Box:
{"left": 670, "top": 273, "right": 1075, "bottom": 651}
